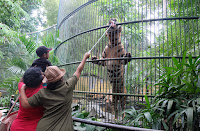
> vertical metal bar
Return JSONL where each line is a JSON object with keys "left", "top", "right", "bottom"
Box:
{"left": 173, "top": 1, "right": 178, "bottom": 56}
{"left": 88, "top": 33, "right": 91, "bottom": 112}
{"left": 104, "top": 0, "right": 109, "bottom": 123}
{"left": 166, "top": 9, "right": 169, "bottom": 68}
{"left": 134, "top": 0, "right": 137, "bottom": 106}
{"left": 137, "top": 0, "right": 141, "bottom": 105}
{"left": 129, "top": 0, "right": 133, "bottom": 109}
{"left": 146, "top": 0, "right": 149, "bottom": 97}
{"left": 141, "top": 0, "right": 144, "bottom": 103}
{"left": 91, "top": 1, "right": 96, "bottom": 117}
{"left": 190, "top": 1, "right": 196, "bottom": 55}
{"left": 150, "top": 0, "right": 153, "bottom": 97}
{"left": 197, "top": 19, "right": 199, "bottom": 55}
{"left": 99, "top": 0, "right": 106, "bottom": 122}
{"left": 169, "top": 0, "right": 173, "bottom": 74}
{"left": 157, "top": 0, "right": 161, "bottom": 95}
{"left": 154, "top": 0, "right": 157, "bottom": 100}
{"left": 121, "top": 0, "right": 124, "bottom": 121}
{"left": 113, "top": 0, "right": 116, "bottom": 120}
{"left": 95, "top": 0, "right": 100, "bottom": 118}
{"left": 84, "top": 33, "right": 87, "bottom": 114}
{"left": 192, "top": 19, "right": 195, "bottom": 55}
{"left": 177, "top": 0, "right": 182, "bottom": 56}
{"left": 162, "top": 0, "right": 165, "bottom": 89}
{"left": 87, "top": 33, "right": 90, "bottom": 114}
{"left": 88, "top": 0, "right": 92, "bottom": 113}
{"left": 188, "top": 20, "right": 191, "bottom": 54}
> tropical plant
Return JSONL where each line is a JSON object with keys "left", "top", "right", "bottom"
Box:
{"left": 154, "top": 53, "right": 200, "bottom": 130}
{"left": 0, "top": 25, "right": 59, "bottom": 109}
{"left": 0, "top": 0, "right": 42, "bottom": 32}
{"left": 152, "top": 53, "right": 200, "bottom": 130}
{"left": 0, "top": 96, "right": 10, "bottom": 107}
{"left": 43, "top": 0, "right": 59, "bottom": 27}
{"left": 72, "top": 104, "right": 105, "bottom": 131}
{"left": 123, "top": 53, "right": 200, "bottom": 130}
{"left": 123, "top": 95, "right": 166, "bottom": 130}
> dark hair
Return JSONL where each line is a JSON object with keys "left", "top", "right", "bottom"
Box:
{"left": 23, "top": 67, "right": 43, "bottom": 88}
{"left": 47, "top": 79, "right": 63, "bottom": 90}
{"left": 36, "top": 46, "right": 52, "bottom": 57}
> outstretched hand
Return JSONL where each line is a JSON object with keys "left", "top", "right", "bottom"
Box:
{"left": 84, "top": 52, "right": 90, "bottom": 59}
{"left": 73, "top": 52, "right": 91, "bottom": 79}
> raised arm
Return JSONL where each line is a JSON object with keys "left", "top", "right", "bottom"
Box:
{"left": 20, "top": 84, "right": 32, "bottom": 108}
{"left": 73, "top": 52, "right": 90, "bottom": 79}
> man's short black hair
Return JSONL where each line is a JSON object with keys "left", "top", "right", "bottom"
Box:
{"left": 36, "top": 46, "right": 52, "bottom": 57}
{"left": 23, "top": 67, "right": 43, "bottom": 88}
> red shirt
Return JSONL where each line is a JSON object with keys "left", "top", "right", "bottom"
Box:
{"left": 10, "top": 82, "right": 45, "bottom": 131}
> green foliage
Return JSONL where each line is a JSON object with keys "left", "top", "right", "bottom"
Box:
{"left": 18, "top": 35, "right": 37, "bottom": 54}
{"left": 154, "top": 54, "right": 200, "bottom": 130}
{"left": 0, "top": 30, "right": 59, "bottom": 107}
{"left": 0, "top": 96, "right": 10, "bottom": 107}
{"left": 40, "top": 31, "right": 61, "bottom": 65}
{"left": 0, "top": 0, "right": 42, "bottom": 32}
{"left": 0, "top": 9, "right": 59, "bottom": 108}
{"left": 170, "top": 0, "right": 200, "bottom": 17}
{"left": 72, "top": 105, "right": 105, "bottom": 131}
{"left": 43, "top": 0, "right": 59, "bottom": 26}
{"left": 157, "top": 53, "right": 200, "bottom": 98}
{"left": 0, "top": 23, "right": 18, "bottom": 42}
{"left": 124, "top": 55, "right": 200, "bottom": 130}
{"left": 0, "top": 76, "right": 20, "bottom": 96}
{"left": 123, "top": 95, "right": 165, "bottom": 130}
{"left": 0, "top": 0, "right": 43, "bottom": 81}
{"left": 0, "top": 0, "right": 30, "bottom": 30}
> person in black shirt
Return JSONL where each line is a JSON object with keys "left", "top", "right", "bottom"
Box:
{"left": 31, "top": 46, "right": 52, "bottom": 72}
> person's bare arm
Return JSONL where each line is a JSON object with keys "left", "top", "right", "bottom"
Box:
{"left": 19, "top": 77, "right": 23, "bottom": 82}
{"left": 20, "top": 84, "right": 32, "bottom": 108}
{"left": 73, "top": 52, "right": 90, "bottom": 79}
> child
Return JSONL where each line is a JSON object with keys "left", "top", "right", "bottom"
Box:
{"left": 20, "top": 52, "right": 90, "bottom": 131}
{"left": 31, "top": 46, "right": 52, "bottom": 72}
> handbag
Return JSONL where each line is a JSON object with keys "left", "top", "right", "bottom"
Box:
{"left": 0, "top": 95, "right": 20, "bottom": 131}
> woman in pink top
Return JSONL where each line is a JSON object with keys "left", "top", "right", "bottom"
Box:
{"left": 10, "top": 67, "right": 45, "bottom": 131}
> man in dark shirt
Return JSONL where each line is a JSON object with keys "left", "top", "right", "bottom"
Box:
{"left": 31, "top": 46, "right": 52, "bottom": 72}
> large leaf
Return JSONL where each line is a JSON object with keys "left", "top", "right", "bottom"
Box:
{"left": 85, "top": 124, "right": 96, "bottom": 131}
{"left": 7, "top": 66, "right": 24, "bottom": 75}
{"left": 197, "top": 98, "right": 200, "bottom": 105}
{"left": 172, "top": 110, "right": 185, "bottom": 125}
{"left": 144, "top": 112, "right": 152, "bottom": 122}
{"left": 167, "top": 100, "right": 174, "bottom": 115}
{"left": 144, "top": 95, "right": 150, "bottom": 109}
{"left": 186, "top": 108, "right": 193, "bottom": 130}
{"left": 19, "top": 35, "right": 36, "bottom": 54}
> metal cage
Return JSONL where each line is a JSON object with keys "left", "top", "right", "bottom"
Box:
{"left": 55, "top": 0, "right": 200, "bottom": 124}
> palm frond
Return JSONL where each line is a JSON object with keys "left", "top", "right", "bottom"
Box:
{"left": 7, "top": 66, "right": 25, "bottom": 75}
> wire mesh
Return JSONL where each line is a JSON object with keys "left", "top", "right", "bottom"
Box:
{"left": 26, "top": 25, "right": 57, "bottom": 46}
{"left": 55, "top": 0, "right": 200, "bottom": 124}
